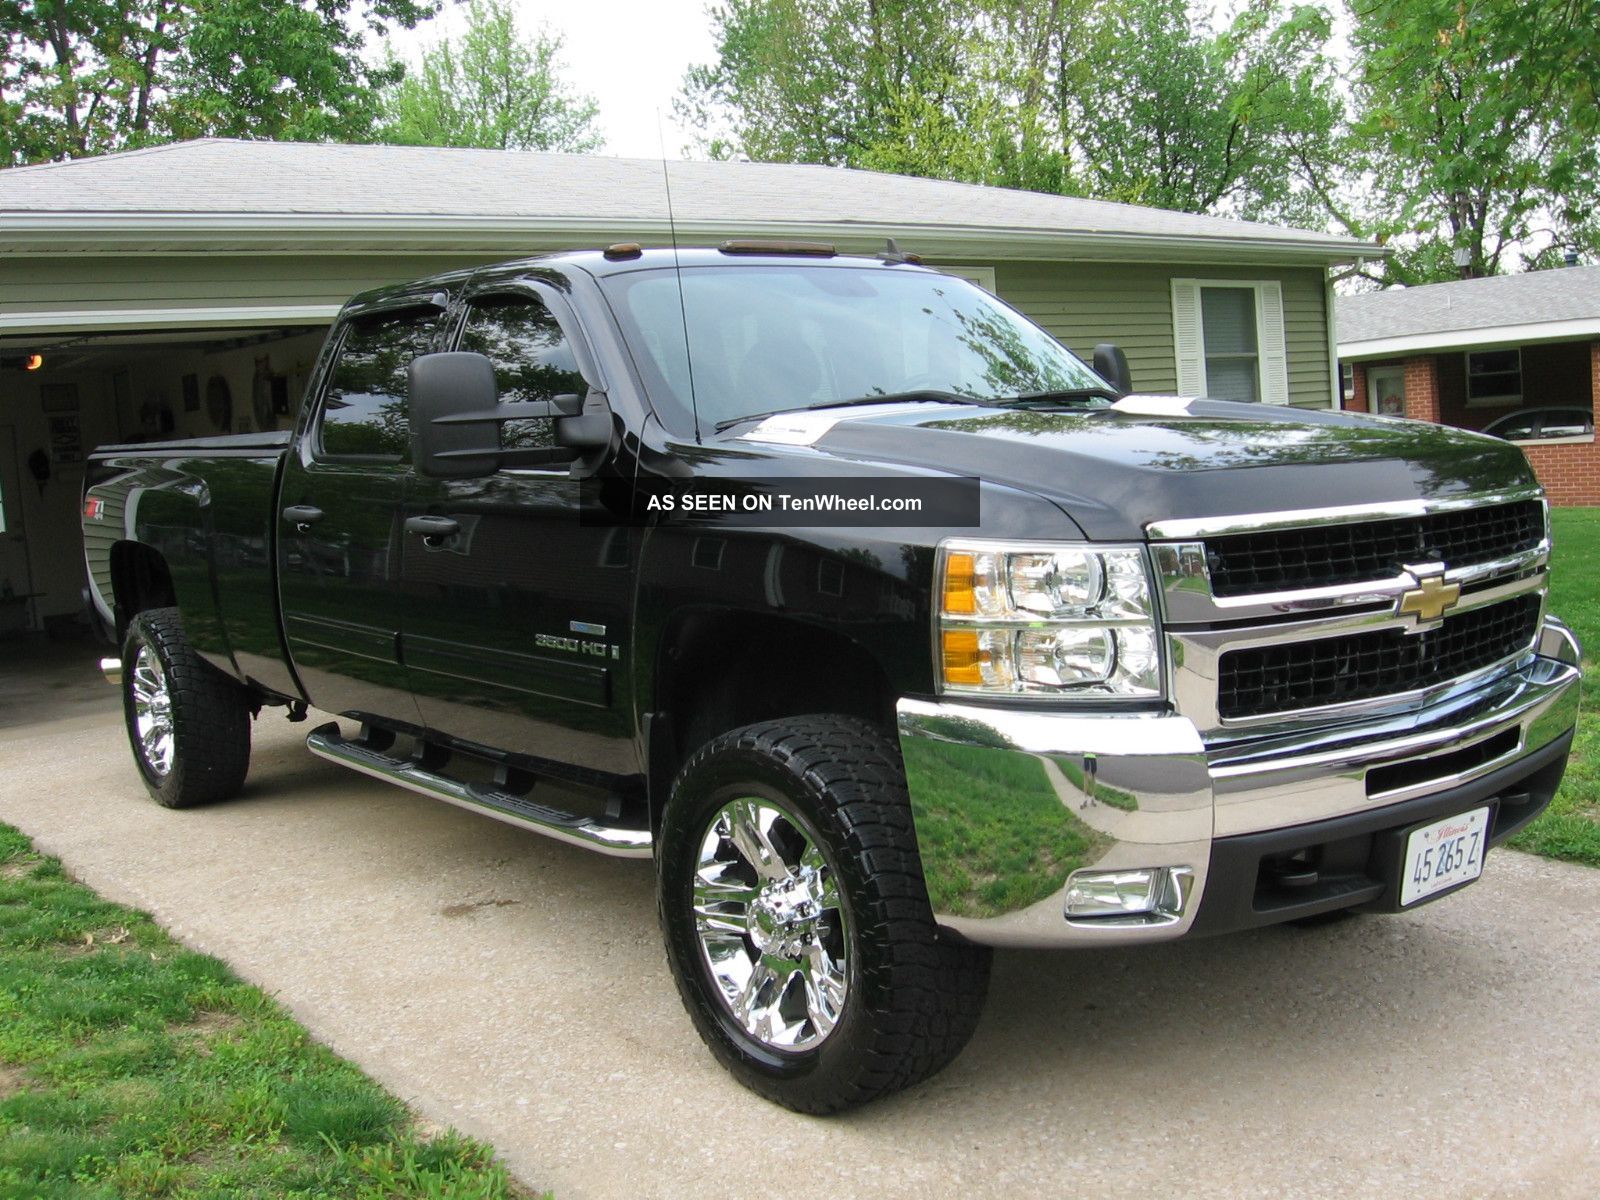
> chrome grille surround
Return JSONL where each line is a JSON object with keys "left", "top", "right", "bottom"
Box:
{"left": 1149, "top": 487, "right": 1550, "bottom": 740}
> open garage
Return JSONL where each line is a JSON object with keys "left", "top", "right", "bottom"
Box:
{"left": 1, "top": 325, "right": 327, "bottom": 635}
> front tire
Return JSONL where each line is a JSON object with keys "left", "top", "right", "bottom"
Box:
{"left": 658, "top": 715, "right": 990, "bottom": 1113}
{"left": 122, "top": 607, "right": 252, "bottom": 808}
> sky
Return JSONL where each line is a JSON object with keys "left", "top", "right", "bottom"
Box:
{"left": 379, "top": 0, "right": 721, "bottom": 160}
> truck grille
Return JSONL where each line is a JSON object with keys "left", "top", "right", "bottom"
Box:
{"left": 1205, "top": 500, "right": 1543, "bottom": 597}
{"left": 1217, "top": 594, "right": 1541, "bottom": 720}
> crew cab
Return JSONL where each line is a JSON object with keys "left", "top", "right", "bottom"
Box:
{"left": 84, "top": 245, "right": 1582, "bottom": 1112}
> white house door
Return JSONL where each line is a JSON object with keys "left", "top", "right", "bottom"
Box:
{"left": 1368, "top": 366, "right": 1406, "bottom": 417}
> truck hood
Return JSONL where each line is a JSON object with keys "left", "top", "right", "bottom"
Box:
{"left": 775, "top": 397, "right": 1539, "bottom": 541}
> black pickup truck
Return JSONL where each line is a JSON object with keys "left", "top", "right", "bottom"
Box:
{"left": 84, "top": 245, "right": 1582, "bottom": 1112}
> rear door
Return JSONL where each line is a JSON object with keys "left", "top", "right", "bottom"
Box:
{"left": 398, "top": 282, "right": 639, "bottom": 775}
{"left": 277, "top": 298, "right": 443, "bottom": 725}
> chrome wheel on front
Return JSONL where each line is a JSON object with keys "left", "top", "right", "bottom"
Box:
{"left": 130, "top": 643, "right": 175, "bottom": 777}
{"left": 692, "top": 796, "right": 849, "bottom": 1052}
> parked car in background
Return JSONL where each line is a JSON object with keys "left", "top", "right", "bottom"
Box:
{"left": 1483, "top": 406, "right": 1595, "bottom": 441}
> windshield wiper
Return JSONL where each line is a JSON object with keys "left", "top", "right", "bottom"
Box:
{"left": 713, "top": 390, "right": 995, "bottom": 433}
{"left": 994, "top": 386, "right": 1121, "bottom": 408}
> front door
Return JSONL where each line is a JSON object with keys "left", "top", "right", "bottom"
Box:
{"left": 277, "top": 301, "right": 443, "bottom": 726}
{"left": 398, "top": 285, "right": 638, "bottom": 776}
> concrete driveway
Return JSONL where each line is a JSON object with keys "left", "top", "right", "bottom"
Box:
{"left": 2, "top": 680, "right": 1598, "bottom": 1199}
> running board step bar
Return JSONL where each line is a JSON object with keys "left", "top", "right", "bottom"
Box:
{"left": 305, "top": 723, "right": 652, "bottom": 859}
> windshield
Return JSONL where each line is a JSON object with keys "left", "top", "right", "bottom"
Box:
{"left": 599, "top": 263, "right": 1110, "bottom": 434}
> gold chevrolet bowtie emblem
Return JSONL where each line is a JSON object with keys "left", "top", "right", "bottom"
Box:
{"left": 1397, "top": 574, "right": 1461, "bottom": 624}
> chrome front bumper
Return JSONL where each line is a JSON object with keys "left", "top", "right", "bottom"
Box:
{"left": 895, "top": 617, "right": 1582, "bottom": 949}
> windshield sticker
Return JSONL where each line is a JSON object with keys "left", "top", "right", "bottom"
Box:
{"left": 1111, "top": 395, "right": 1197, "bottom": 417}
{"left": 734, "top": 403, "right": 954, "bottom": 446}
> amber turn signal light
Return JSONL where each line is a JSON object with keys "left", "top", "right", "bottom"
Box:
{"left": 941, "top": 629, "right": 985, "bottom": 686}
{"left": 942, "top": 551, "right": 977, "bottom": 615}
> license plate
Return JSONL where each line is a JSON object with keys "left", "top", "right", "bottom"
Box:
{"left": 1400, "top": 806, "right": 1491, "bottom": 907}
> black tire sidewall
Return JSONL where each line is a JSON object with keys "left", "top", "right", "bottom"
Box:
{"left": 120, "top": 608, "right": 249, "bottom": 808}
{"left": 659, "top": 743, "right": 896, "bottom": 1105}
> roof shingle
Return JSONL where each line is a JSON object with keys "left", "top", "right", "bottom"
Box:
{"left": 0, "top": 138, "right": 1372, "bottom": 257}
{"left": 1338, "top": 266, "right": 1600, "bottom": 345}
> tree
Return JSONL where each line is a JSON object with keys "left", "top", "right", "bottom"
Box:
{"left": 680, "top": 0, "right": 1347, "bottom": 226}
{"left": 678, "top": 0, "right": 983, "bottom": 168}
{"left": 0, "top": 0, "right": 438, "bottom": 168}
{"left": 1069, "top": 0, "right": 1347, "bottom": 225}
{"left": 1349, "top": 0, "right": 1600, "bottom": 284}
{"left": 377, "top": 0, "right": 601, "bottom": 153}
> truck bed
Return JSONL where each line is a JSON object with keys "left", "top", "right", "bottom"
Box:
{"left": 84, "top": 432, "right": 299, "bottom": 703}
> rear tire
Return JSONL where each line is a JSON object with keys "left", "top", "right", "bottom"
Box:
{"left": 122, "top": 607, "right": 251, "bottom": 808}
{"left": 658, "top": 715, "right": 991, "bottom": 1113}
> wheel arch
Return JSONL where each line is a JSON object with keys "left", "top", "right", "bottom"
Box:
{"left": 108, "top": 540, "right": 177, "bottom": 639}
{"left": 645, "top": 608, "right": 902, "bottom": 829}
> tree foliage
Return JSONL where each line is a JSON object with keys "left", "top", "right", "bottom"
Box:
{"left": 0, "top": 0, "right": 437, "bottom": 167}
{"left": 1070, "top": 0, "right": 1346, "bottom": 225}
{"left": 681, "top": 0, "right": 1347, "bottom": 225}
{"left": 377, "top": 0, "right": 601, "bottom": 152}
{"left": 1350, "top": 0, "right": 1600, "bottom": 284}
{"left": 683, "top": 0, "right": 1600, "bottom": 279}
{"left": 679, "top": 0, "right": 981, "bottom": 168}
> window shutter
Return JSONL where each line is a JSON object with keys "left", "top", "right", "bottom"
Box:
{"left": 1171, "top": 279, "right": 1205, "bottom": 396}
{"left": 1256, "top": 281, "right": 1290, "bottom": 405}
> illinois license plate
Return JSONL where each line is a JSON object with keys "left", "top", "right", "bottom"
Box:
{"left": 1400, "top": 806, "right": 1491, "bottom": 907}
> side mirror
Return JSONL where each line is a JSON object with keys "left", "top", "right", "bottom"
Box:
{"left": 409, "top": 352, "right": 613, "bottom": 479}
{"left": 1092, "top": 343, "right": 1132, "bottom": 397}
{"left": 410, "top": 352, "right": 501, "bottom": 479}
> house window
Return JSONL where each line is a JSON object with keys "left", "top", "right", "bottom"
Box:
{"left": 1465, "top": 349, "right": 1521, "bottom": 406}
{"left": 1341, "top": 362, "right": 1355, "bottom": 401}
{"left": 939, "top": 265, "right": 997, "bottom": 293}
{"left": 1199, "top": 287, "right": 1260, "bottom": 402}
{"left": 1171, "top": 279, "right": 1290, "bottom": 404}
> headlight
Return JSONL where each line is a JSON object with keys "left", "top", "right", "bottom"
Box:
{"left": 937, "top": 541, "right": 1162, "bottom": 699}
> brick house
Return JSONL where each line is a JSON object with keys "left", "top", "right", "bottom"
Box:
{"left": 1336, "top": 266, "right": 1600, "bottom": 505}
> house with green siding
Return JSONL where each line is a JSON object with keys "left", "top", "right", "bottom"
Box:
{"left": 0, "top": 139, "right": 1378, "bottom": 630}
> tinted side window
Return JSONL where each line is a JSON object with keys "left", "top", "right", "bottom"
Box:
{"left": 319, "top": 308, "right": 440, "bottom": 458}
{"left": 1488, "top": 413, "right": 1539, "bottom": 440}
{"left": 460, "top": 294, "right": 586, "bottom": 451}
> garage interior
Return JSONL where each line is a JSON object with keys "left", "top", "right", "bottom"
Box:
{"left": 0, "top": 323, "right": 328, "bottom": 647}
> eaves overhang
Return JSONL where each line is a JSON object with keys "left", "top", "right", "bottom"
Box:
{"left": 1338, "top": 316, "right": 1600, "bottom": 361}
{"left": 0, "top": 211, "right": 1385, "bottom": 267}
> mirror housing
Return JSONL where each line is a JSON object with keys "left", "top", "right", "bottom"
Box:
{"left": 410, "top": 352, "right": 501, "bottom": 478}
{"left": 1092, "top": 343, "right": 1132, "bottom": 397}
{"left": 409, "top": 351, "right": 613, "bottom": 479}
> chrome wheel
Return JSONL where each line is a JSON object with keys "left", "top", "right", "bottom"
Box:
{"left": 692, "top": 796, "right": 849, "bottom": 1052}
{"left": 130, "top": 643, "right": 175, "bottom": 777}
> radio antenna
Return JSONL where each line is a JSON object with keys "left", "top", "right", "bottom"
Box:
{"left": 658, "top": 112, "right": 703, "bottom": 443}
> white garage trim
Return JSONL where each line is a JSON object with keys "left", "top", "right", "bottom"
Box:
{"left": 0, "top": 303, "right": 342, "bottom": 334}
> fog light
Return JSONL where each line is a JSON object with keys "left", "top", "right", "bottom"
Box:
{"left": 1065, "top": 866, "right": 1191, "bottom": 920}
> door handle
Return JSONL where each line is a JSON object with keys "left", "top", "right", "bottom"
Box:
{"left": 282, "top": 505, "right": 324, "bottom": 532}
{"left": 404, "top": 515, "right": 460, "bottom": 541}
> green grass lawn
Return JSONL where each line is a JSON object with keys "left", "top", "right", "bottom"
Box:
{"left": 1506, "top": 507, "right": 1600, "bottom": 867}
{"left": 0, "top": 825, "right": 538, "bottom": 1200}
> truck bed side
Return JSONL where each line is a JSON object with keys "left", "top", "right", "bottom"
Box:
{"left": 84, "top": 431, "right": 305, "bottom": 703}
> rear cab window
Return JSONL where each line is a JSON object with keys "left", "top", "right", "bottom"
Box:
{"left": 317, "top": 305, "right": 443, "bottom": 460}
